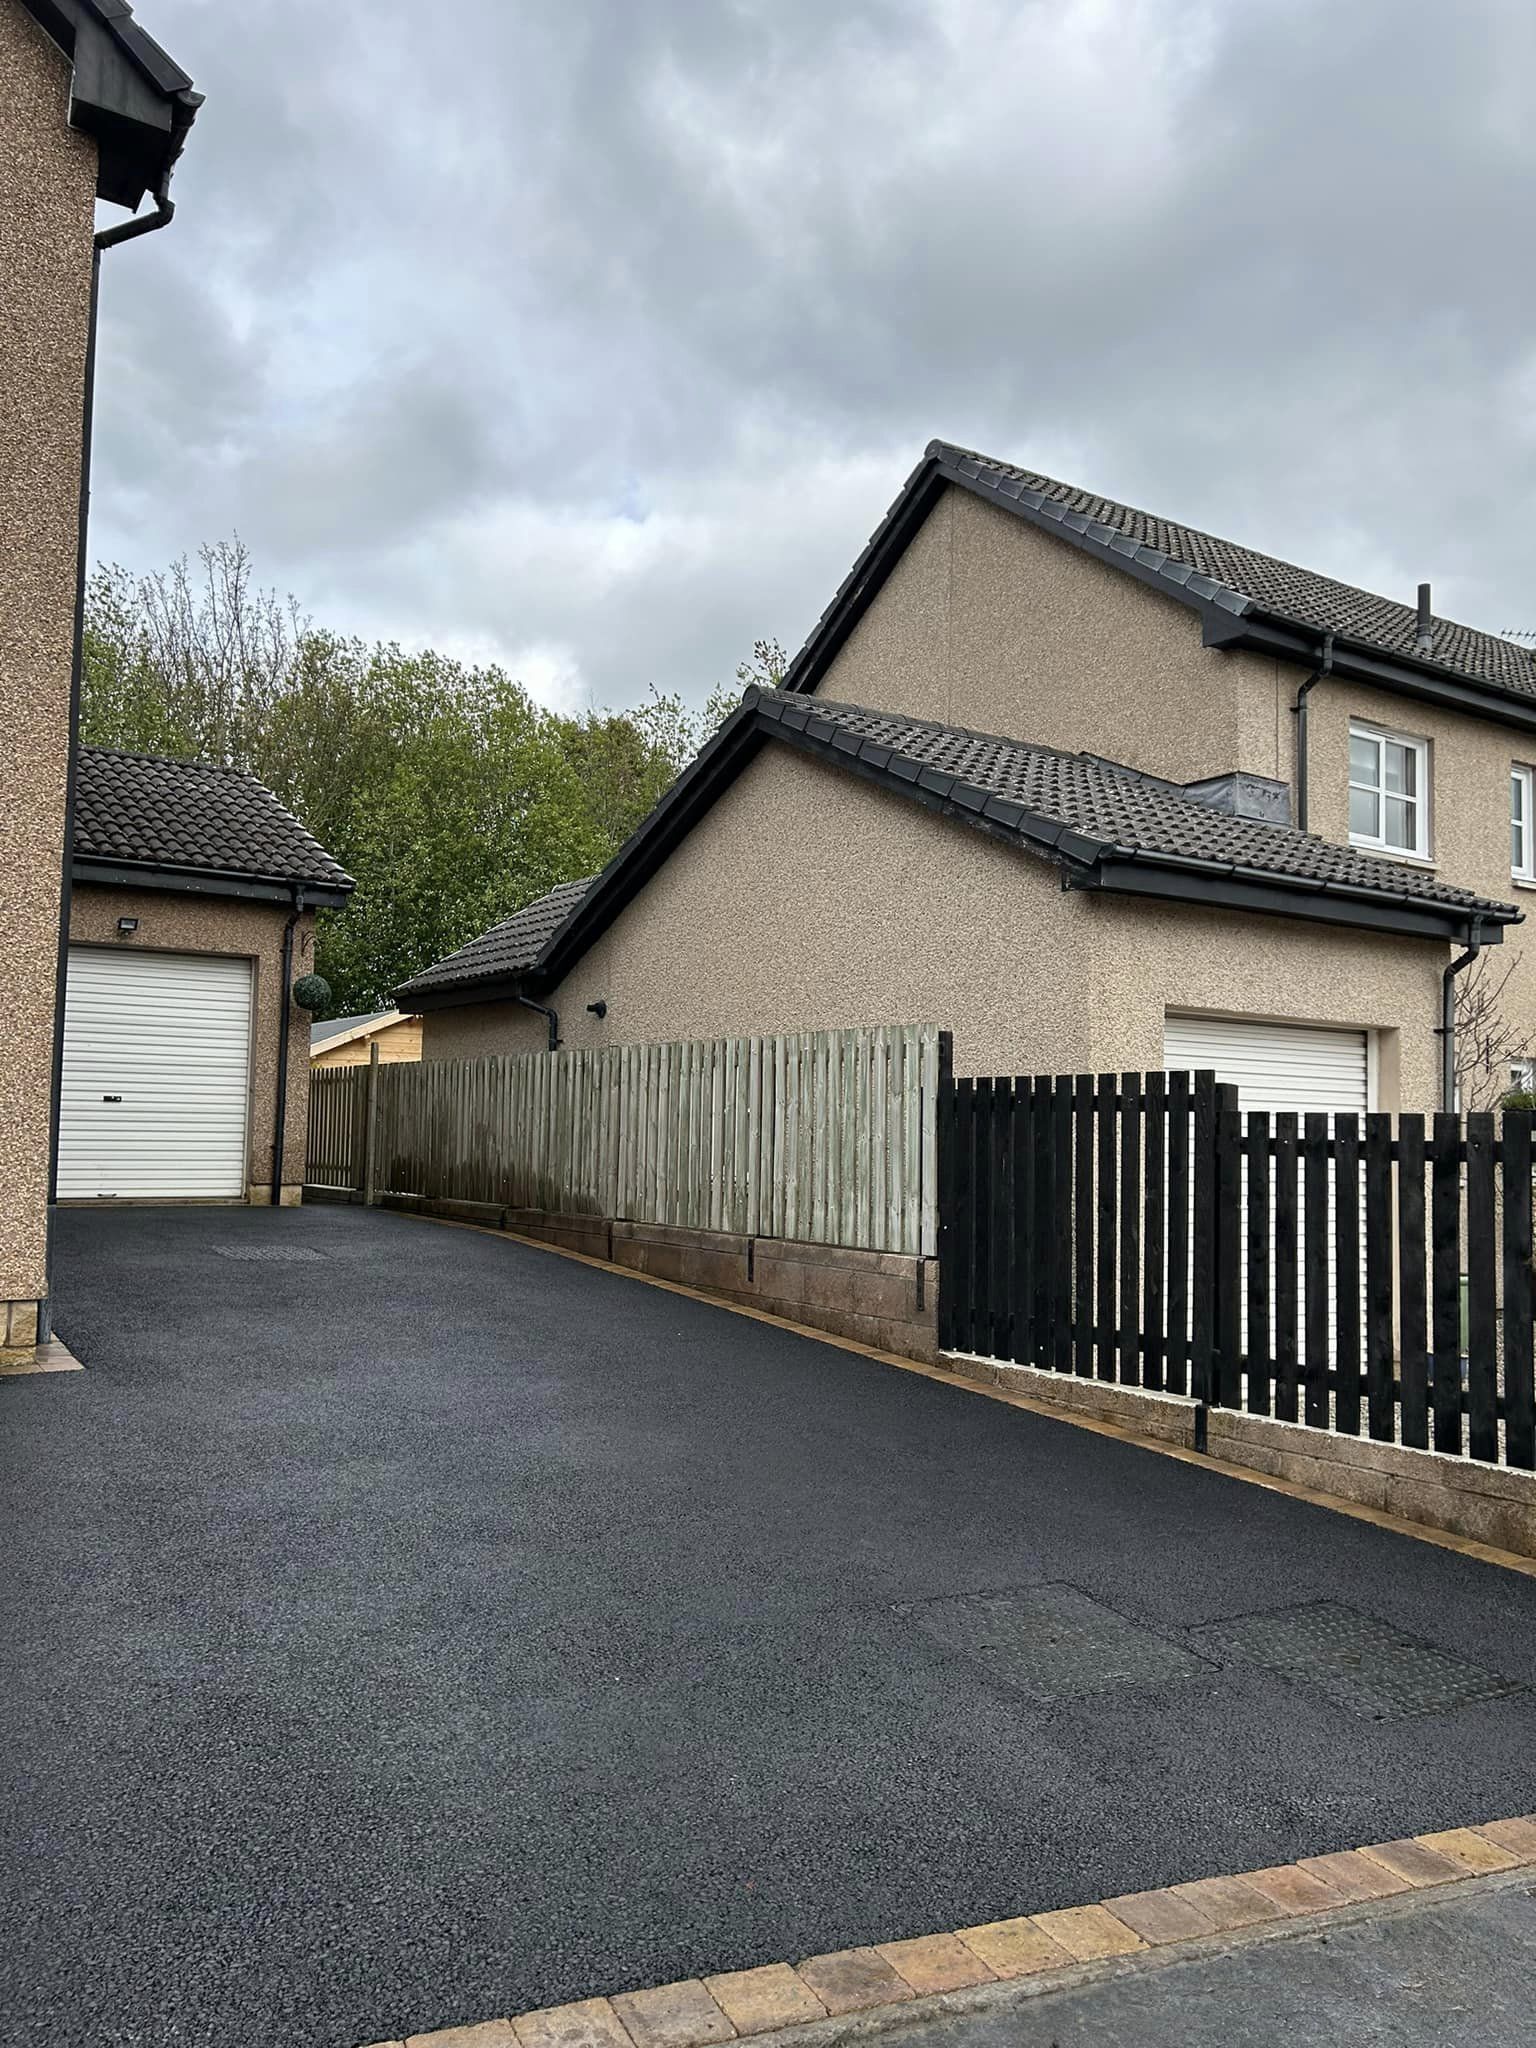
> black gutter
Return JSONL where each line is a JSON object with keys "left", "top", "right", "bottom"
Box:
{"left": 94, "top": 185, "right": 176, "bottom": 253}
{"left": 1205, "top": 610, "right": 1536, "bottom": 737}
{"left": 1291, "top": 631, "right": 1334, "bottom": 831}
{"left": 1075, "top": 862, "right": 1508, "bottom": 947}
{"left": 71, "top": 855, "right": 352, "bottom": 906}
{"left": 270, "top": 886, "right": 304, "bottom": 1204}
{"left": 1439, "top": 924, "right": 1484, "bottom": 1113}
{"left": 516, "top": 995, "right": 561, "bottom": 1051}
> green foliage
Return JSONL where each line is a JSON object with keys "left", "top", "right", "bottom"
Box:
{"left": 80, "top": 542, "right": 778, "bottom": 1015}
{"left": 1500, "top": 1090, "right": 1536, "bottom": 1113}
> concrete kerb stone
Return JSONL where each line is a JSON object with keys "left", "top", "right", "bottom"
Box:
{"left": 356, "top": 1821, "right": 1536, "bottom": 2048}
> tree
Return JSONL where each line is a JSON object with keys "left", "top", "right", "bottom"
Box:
{"left": 1455, "top": 952, "right": 1536, "bottom": 1112}
{"left": 80, "top": 540, "right": 783, "bottom": 1015}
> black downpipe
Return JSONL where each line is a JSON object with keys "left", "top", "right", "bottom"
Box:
{"left": 1291, "top": 630, "right": 1335, "bottom": 832}
{"left": 42, "top": 186, "right": 178, "bottom": 1339}
{"left": 516, "top": 994, "right": 561, "bottom": 1051}
{"left": 270, "top": 886, "right": 305, "bottom": 1204}
{"left": 1440, "top": 924, "right": 1483, "bottom": 1114}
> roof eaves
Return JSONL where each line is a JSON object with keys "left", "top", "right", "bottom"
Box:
{"left": 1230, "top": 607, "right": 1536, "bottom": 733}
{"left": 19, "top": 0, "right": 201, "bottom": 210}
{"left": 71, "top": 853, "right": 352, "bottom": 907}
{"left": 1084, "top": 858, "right": 1513, "bottom": 945}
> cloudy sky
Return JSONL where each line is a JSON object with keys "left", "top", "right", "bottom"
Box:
{"left": 91, "top": 0, "right": 1536, "bottom": 713}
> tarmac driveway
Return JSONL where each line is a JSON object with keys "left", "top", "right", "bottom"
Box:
{"left": 5, "top": 1203, "right": 1536, "bottom": 2048}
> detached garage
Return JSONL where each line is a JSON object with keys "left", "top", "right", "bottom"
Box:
{"left": 62, "top": 747, "right": 353, "bottom": 1206}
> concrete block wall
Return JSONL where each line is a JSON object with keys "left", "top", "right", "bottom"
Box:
{"left": 363, "top": 1194, "right": 939, "bottom": 1361}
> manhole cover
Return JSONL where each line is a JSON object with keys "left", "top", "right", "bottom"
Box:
{"left": 213, "top": 1245, "right": 326, "bottom": 1263}
{"left": 896, "top": 1584, "right": 1208, "bottom": 1701}
{"left": 1192, "top": 1600, "right": 1522, "bottom": 1721}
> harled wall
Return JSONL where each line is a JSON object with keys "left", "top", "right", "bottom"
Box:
{"left": 0, "top": 0, "right": 98, "bottom": 1348}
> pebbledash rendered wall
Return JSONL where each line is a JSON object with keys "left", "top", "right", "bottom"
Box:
{"left": 0, "top": 2, "right": 99, "bottom": 1359}
{"left": 423, "top": 744, "right": 1447, "bottom": 1116}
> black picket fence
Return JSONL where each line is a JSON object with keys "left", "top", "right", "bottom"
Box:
{"left": 935, "top": 1066, "right": 1536, "bottom": 1471}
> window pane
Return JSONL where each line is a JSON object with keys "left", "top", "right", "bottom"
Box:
{"left": 1515, "top": 772, "right": 1526, "bottom": 826}
{"left": 1349, "top": 786, "right": 1380, "bottom": 839}
{"left": 1384, "top": 741, "right": 1416, "bottom": 796}
{"left": 1385, "top": 794, "right": 1416, "bottom": 849}
{"left": 1515, "top": 818, "right": 1525, "bottom": 871}
{"left": 1349, "top": 734, "right": 1379, "bottom": 785}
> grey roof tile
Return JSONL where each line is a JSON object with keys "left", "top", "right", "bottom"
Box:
{"left": 774, "top": 698, "right": 1517, "bottom": 922}
{"left": 937, "top": 441, "right": 1536, "bottom": 697}
{"left": 397, "top": 877, "right": 594, "bottom": 999}
{"left": 73, "top": 747, "right": 353, "bottom": 891}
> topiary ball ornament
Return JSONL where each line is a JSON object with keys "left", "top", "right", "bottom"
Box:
{"left": 292, "top": 973, "right": 332, "bottom": 1013}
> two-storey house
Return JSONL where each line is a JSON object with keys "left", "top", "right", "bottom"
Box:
{"left": 399, "top": 441, "right": 1534, "bottom": 1123}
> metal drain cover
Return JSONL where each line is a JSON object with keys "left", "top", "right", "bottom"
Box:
{"left": 897, "top": 1584, "right": 1207, "bottom": 1701}
{"left": 213, "top": 1245, "right": 326, "bottom": 1263}
{"left": 1193, "top": 1600, "right": 1522, "bottom": 1721}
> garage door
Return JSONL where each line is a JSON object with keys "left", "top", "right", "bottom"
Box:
{"left": 1162, "top": 1014, "right": 1369, "bottom": 1117}
{"left": 58, "top": 948, "right": 253, "bottom": 1200}
{"left": 1164, "top": 1014, "right": 1369, "bottom": 1364}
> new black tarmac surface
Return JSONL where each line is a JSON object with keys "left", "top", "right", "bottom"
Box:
{"left": 5, "top": 1204, "right": 1536, "bottom": 2047}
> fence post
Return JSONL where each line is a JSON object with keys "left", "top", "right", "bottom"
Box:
{"left": 1191, "top": 1070, "right": 1217, "bottom": 1449}
{"left": 363, "top": 1041, "right": 380, "bottom": 1207}
{"left": 934, "top": 1031, "right": 956, "bottom": 1350}
{"left": 1214, "top": 1082, "right": 1242, "bottom": 1408}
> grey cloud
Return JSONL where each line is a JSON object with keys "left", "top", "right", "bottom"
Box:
{"left": 87, "top": 0, "right": 1536, "bottom": 707}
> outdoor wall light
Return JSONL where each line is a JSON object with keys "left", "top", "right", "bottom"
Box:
{"left": 116, "top": 917, "right": 139, "bottom": 935}
{"left": 586, "top": 1000, "right": 608, "bottom": 1019}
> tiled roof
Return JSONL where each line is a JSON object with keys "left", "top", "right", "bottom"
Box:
{"left": 757, "top": 695, "right": 1517, "bottom": 924}
{"left": 73, "top": 747, "right": 353, "bottom": 892}
{"left": 398, "top": 877, "right": 594, "bottom": 999}
{"left": 936, "top": 442, "right": 1536, "bottom": 697}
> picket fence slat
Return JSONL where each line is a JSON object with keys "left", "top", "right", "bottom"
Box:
{"left": 936, "top": 1065, "right": 1536, "bottom": 1476}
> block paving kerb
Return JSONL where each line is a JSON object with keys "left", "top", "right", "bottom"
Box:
{"left": 361, "top": 1817, "right": 1536, "bottom": 2048}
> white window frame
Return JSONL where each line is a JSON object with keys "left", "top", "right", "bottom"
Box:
{"left": 1348, "top": 722, "right": 1430, "bottom": 860}
{"left": 1514, "top": 765, "right": 1536, "bottom": 883}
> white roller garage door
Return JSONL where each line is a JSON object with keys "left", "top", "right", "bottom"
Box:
{"left": 58, "top": 948, "right": 253, "bottom": 1200}
{"left": 1163, "top": 1014, "right": 1369, "bottom": 1117}
{"left": 1165, "top": 1013, "right": 1369, "bottom": 1361}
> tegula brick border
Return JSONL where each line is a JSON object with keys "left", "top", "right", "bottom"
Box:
{"left": 359, "top": 1818, "right": 1536, "bottom": 2047}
